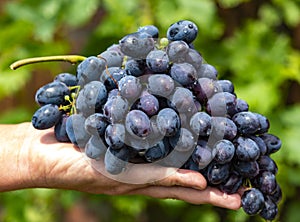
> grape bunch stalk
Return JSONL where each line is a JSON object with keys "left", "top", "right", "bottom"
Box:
{"left": 11, "top": 20, "right": 282, "bottom": 221}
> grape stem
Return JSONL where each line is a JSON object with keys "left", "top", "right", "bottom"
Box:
{"left": 10, "top": 55, "right": 87, "bottom": 70}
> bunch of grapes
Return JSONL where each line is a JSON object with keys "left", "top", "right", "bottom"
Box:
{"left": 13, "top": 20, "right": 282, "bottom": 221}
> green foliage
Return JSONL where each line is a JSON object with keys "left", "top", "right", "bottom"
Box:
{"left": 0, "top": 0, "right": 300, "bottom": 221}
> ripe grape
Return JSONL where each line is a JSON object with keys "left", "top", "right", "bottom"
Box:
{"left": 167, "top": 20, "right": 198, "bottom": 44}
{"left": 35, "top": 81, "right": 70, "bottom": 106}
{"left": 241, "top": 188, "right": 265, "bottom": 215}
{"left": 32, "top": 104, "right": 62, "bottom": 130}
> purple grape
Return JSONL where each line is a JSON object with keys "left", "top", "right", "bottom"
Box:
{"left": 234, "top": 136, "right": 260, "bottom": 161}
{"left": 32, "top": 104, "right": 62, "bottom": 130}
{"left": 260, "top": 133, "right": 282, "bottom": 155}
{"left": 170, "top": 62, "right": 197, "bottom": 86}
{"left": 35, "top": 81, "right": 70, "bottom": 106}
{"left": 259, "top": 196, "right": 278, "bottom": 220}
{"left": 105, "top": 123, "right": 126, "bottom": 149}
{"left": 54, "top": 114, "right": 70, "bottom": 142}
{"left": 232, "top": 111, "right": 260, "bottom": 135}
{"left": 118, "top": 75, "right": 142, "bottom": 101}
{"left": 241, "top": 188, "right": 265, "bottom": 215}
{"left": 212, "top": 139, "right": 235, "bottom": 164}
{"left": 190, "top": 112, "right": 212, "bottom": 137}
{"left": 134, "top": 93, "right": 159, "bottom": 116}
{"left": 54, "top": 73, "right": 78, "bottom": 86}
{"left": 146, "top": 50, "right": 169, "bottom": 73}
{"left": 125, "top": 110, "right": 151, "bottom": 138}
{"left": 84, "top": 113, "right": 109, "bottom": 136}
{"left": 167, "top": 20, "right": 198, "bottom": 44}
{"left": 156, "top": 108, "right": 181, "bottom": 137}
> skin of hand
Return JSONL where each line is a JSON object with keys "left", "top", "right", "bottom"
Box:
{"left": 0, "top": 122, "right": 241, "bottom": 210}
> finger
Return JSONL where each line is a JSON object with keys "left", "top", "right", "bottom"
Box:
{"left": 130, "top": 186, "right": 241, "bottom": 210}
{"left": 155, "top": 168, "right": 207, "bottom": 190}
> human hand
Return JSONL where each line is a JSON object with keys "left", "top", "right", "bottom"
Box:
{"left": 1, "top": 123, "right": 241, "bottom": 210}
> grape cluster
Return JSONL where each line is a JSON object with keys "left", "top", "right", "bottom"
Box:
{"left": 30, "top": 20, "right": 282, "bottom": 220}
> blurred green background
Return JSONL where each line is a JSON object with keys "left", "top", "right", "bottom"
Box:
{"left": 0, "top": 0, "right": 299, "bottom": 221}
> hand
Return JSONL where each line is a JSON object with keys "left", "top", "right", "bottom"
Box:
{"left": 0, "top": 123, "right": 241, "bottom": 210}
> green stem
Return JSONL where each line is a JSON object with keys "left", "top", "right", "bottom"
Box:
{"left": 10, "top": 55, "right": 87, "bottom": 70}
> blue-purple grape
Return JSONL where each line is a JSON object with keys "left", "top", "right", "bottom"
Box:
{"left": 105, "top": 123, "right": 126, "bottom": 149}
{"left": 170, "top": 62, "right": 197, "bottom": 86}
{"left": 125, "top": 110, "right": 151, "bottom": 138}
{"left": 54, "top": 114, "right": 70, "bottom": 142}
{"left": 54, "top": 73, "right": 78, "bottom": 86}
{"left": 32, "top": 104, "right": 62, "bottom": 130}
{"left": 146, "top": 50, "right": 169, "bottom": 73}
{"left": 241, "top": 188, "right": 265, "bottom": 215}
{"left": 35, "top": 81, "right": 70, "bottom": 106}
{"left": 167, "top": 20, "right": 198, "bottom": 44}
{"left": 212, "top": 139, "right": 235, "bottom": 164}
{"left": 156, "top": 108, "right": 181, "bottom": 137}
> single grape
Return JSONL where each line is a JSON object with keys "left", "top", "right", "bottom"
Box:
{"left": 104, "top": 147, "right": 129, "bottom": 175}
{"left": 167, "top": 20, "right": 198, "bottom": 44}
{"left": 118, "top": 75, "right": 142, "bottom": 101}
{"left": 191, "top": 140, "right": 213, "bottom": 168}
{"left": 210, "top": 117, "right": 237, "bottom": 141}
{"left": 125, "top": 110, "right": 151, "bottom": 138}
{"left": 206, "top": 161, "right": 230, "bottom": 185}
{"left": 169, "top": 128, "right": 196, "bottom": 152}
{"left": 197, "top": 63, "right": 218, "bottom": 80}
{"left": 32, "top": 104, "right": 62, "bottom": 130}
{"left": 147, "top": 74, "right": 175, "bottom": 97}
{"left": 103, "top": 95, "right": 129, "bottom": 123}
{"left": 259, "top": 196, "right": 278, "bottom": 221}
{"left": 206, "top": 92, "right": 237, "bottom": 117}
{"left": 190, "top": 111, "right": 212, "bottom": 137}
{"left": 75, "top": 81, "right": 108, "bottom": 116}
{"left": 77, "top": 56, "right": 106, "bottom": 86}
{"left": 232, "top": 111, "right": 260, "bottom": 135}
{"left": 260, "top": 133, "right": 282, "bottom": 155}
{"left": 212, "top": 139, "right": 235, "bottom": 164}
{"left": 66, "top": 113, "right": 90, "bottom": 148}
{"left": 54, "top": 114, "right": 70, "bottom": 142}
{"left": 233, "top": 160, "right": 259, "bottom": 178}
{"left": 146, "top": 49, "right": 169, "bottom": 73}
{"left": 254, "top": 171, "right": 277, "bottom": 195}
{"left": 85, "top": 135, "right": 107, "bottom": 159}
{"left": 241, "top": 188, "right": 265, "bottom": 215}
{"left": 84, "top": 113, "right": 109, "bottom": 136}
{"left": 234, "top": 98, "right": 249, "bottom": 113}
{"left": 156, "top": 108, "right": 181, "bottom": 137}
{"left": 269, "top": 183, "right": 282, "bottom": 204}
{"left": 99, "top": 50, "right": 123, "bottom": 68}
{"left": 119, "top": 32, "right": 155, "bottom": 58}
{"left": 138, "top": 25, "right": 159, "bottom": 38}
{"left": 35, "top": 81, "right": 70, "bottom": 106}
{"left": 166, "top": 40, "right": 189, "bottom": 63}
{"left": 185, "top": 48, "right": 203, "bottom": 71}
{"left": 54, "top": 73, "right": 78, "bottom": 86}
{"left": 254, "top": 113, "right": 270, "bottom": 134}
{"left": 234, "top": 136, "right": 260, "bottom": 161}
{"left": 170, "top": 87, "right": 197, "bottom": 115}
{"left": 134, "top": 93, "right": 159, "bottom": 116}
{"left": 257, "top": 155, "right": 278, "bottom": 175}
{"left": 105, "top": 123, "right": 126, "bottom": 149}
{"left": 216, "top": 79, "right": 234, "bottom": 94}
{"left": 125, "top": 59, "right": 146, "bottom": 77}
{"left": 170, "top": 62, "right": 197, "bottom": 86}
